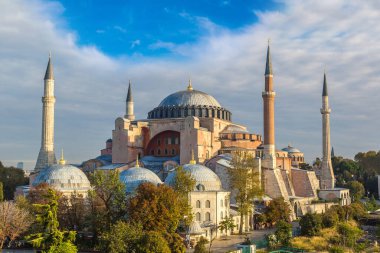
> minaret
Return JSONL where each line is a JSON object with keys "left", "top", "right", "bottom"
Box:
{"left": 35, "top": 54, "right": 57, "bottom": 172}
{"left": 125, "top": 81, "right": 135, "bottom": 120}
{"left": 262, "top": 42, "right": 276, "bottom": 169}
{"left": 320, "top": 72, "right": 335, "bottom": 189}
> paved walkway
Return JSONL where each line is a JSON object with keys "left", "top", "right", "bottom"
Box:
{"left": 187, "top": 228, "right": 275, "bottom": 253}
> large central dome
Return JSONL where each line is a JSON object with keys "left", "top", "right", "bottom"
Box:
{"left": 148, "top": 82, "right": 231, "bottom": 121}
{"left": 158, "top": 89, "right": 222, "bottom": 108}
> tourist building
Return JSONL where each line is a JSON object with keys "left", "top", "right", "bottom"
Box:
{"left": 164, "top": 154, "right": 244, "bottom": 240}
{"left": 32, "top": 151, "right": 91, "bottom": 196}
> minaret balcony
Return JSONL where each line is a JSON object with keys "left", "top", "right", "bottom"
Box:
{"left": 320, "top": 108, "right": 331, "bottom": 114}
{"left": 262, "top": 91, "right": 276, "bottom": 97}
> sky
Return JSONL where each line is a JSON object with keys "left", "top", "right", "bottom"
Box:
{"left": 0, "top": 0, "right": 379, "bottom": 170}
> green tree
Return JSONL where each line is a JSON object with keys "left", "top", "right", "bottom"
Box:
{"left": 337, "top": 222, "right": 363, "bottom": 248}
{"left": 0, "top": 163, "right": 28, "bottom": 200}
{"left": 171, "top": 166, "right": 196, "bottom": 226}
{"left": 27, "top": 189, "right": 77, "bottom": 253}
{"left": 265, "top": 197, "right": 291, "bottom": 225}
{"left": 228, "top": 150, "right": 263, "bottom": 234}
{"left": 218, "top": 217, "right": 235, "bottom": 235}
{"left": 274, "top": 220, "right": 292, "bottom": 247}
{"left": 322, "top": 209, "right": 339, "bottom": 228}
{"left": 136, "top": 231, "right": 171, "bottom": 253}
{"left": 87, "top": 170, "right": 127, "bottom": 243}
{"left": 194, "top": 236, "right": 208, "bottom": 253}
{"left": 0, "top": 182, "right": 3, "bottom": 202}
{"left": 104, "top": 221, "right": 143, "bottom": 253}
{"left": 299, "top": 213, "right": 322, "bottom": 236}
{"left": 346, "top": 181, "right": 365, "bottom": 202}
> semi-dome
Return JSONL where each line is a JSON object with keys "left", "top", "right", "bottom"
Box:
{"left": 148, "top": 81, "right": 231, "bottom": 121}
{"left": 119, "top": 162, "right": 163, "bottom": 193}
{"left": 221, "top": 124, "right": 249, "bottom": 134}
{"left": 165, "top": 159, "right": 222, "bottom": 191}
{"left": 282, "top": 145, "right": 302, "bottom": 153}
{"left": 32, "top": 156, "right": 91, "bottom": 192}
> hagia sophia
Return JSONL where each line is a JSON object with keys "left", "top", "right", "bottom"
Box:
{"left": 20, "top": 43, "right": 351, "bottom": 241}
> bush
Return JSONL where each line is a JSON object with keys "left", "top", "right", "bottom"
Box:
{"left": 194, "top": 236, "right": 209, "bottom": 253}
{"left": 329, "top": 245, "right": 345, "bottom": 253}
{"left": 299, "top": 213, "right": 322, "bottom": 236}
{"left": 274, "top": 220, "right": 292, "bottom": 247}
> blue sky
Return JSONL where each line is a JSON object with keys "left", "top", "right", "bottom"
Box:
{"left": 1, "top": 0, "right": 380, "bottom": 169}
{"left": 59, "top": 0, "right": 278, "bottom": 56}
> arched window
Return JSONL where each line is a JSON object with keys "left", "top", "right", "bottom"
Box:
{"left": 220, "top": 199, "right": 223, "bottom": 207}
{"left": 205, "top": 200, "right": 210, "bottom": 208}
{"left": 220, "top": 211, "right": 223, "bottom": 218}
{"left": 172, "top": 149, "right": 175, "bottom": 155}
{"left": 165, "top": 149, "right": 168, "bottom": 155}
{"left": 157, "top": 149, "right": 161, "bottom": 155}
{"left": 205, "top": 212, "right": 211, "bottom": 221}
{"left": 196, "top": 200, "right": 201, "bottom": 208}
{"left": 197, "top": 184, "right": 205, "bottom": 191}
{"left": 196, "top": 212, "right": 201, "bottom": 221}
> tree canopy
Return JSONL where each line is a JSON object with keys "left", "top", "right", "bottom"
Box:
{"left": 26, "top": 189, "right": 77, "bottom": 253}
{"left": 228, "top": 150, "right": 263, "bottom": 234}
{"left": 0, "top": 163, "right": 28, "bottom": 200}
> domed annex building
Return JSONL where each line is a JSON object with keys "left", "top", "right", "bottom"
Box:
{"left": 165, "top": 156, "right": 244, "bottom": 240}
{"left": 31, "top": 153, "right": 91, "bottom": 196}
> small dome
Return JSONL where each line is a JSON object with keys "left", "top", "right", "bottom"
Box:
{"left": 188, "top": 221, "right": 204, "bottom": 235}
{"left": 165, "top": 163, "right": 222, "bottom": 191}
{"left": 158, "top": 89, "right": 222, "bottom": 108}
{"left": 282, "top": 145, "right": 302, "bottom": 153}
{"left": 119, "top": 166, "right": 163, "bottom": 193}
{"left": 32, "top": 163, "right": 91, "bottom": 191}
{"left": 221, "top": 125, "right": 249, "bottom": 134}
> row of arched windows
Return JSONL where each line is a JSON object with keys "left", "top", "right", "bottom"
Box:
{"left": 196, "top": 200, "right": 211, "bottom": 208}
{"left": 196, "top": 212, "right": 211, "bottom": 222}
{"left": 150, "top": 148, "right": 177, "bottom": 156}
{"left": 148, "top": 106, "right": 232, "bottom": 121}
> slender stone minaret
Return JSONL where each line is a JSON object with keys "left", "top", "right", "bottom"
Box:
{"left": 320, "top": 72, "right": 335, "bottom": 189}
{"left": 35, "top": 54, "right": 57, "bottom": 172}
{"left": 262, "top": 42, "right": 276, "bottom": 169}
{"left": 125, "top": 81, "right": 135, "bottom": 120}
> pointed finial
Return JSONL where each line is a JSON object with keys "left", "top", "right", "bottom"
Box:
{"left": 189, "top": 149, "right": 196, "bottom": 165}
{"left": 322, "top": 71, "right": 328, "bottom": 96}
{"left": 187, "top": 79, "right": 193, "bottom": 91}
{"left": 44, "top": 52, "right": 54, "bottom": 80}
{"left": 135, "top": 155, "right": 140, "bottom": 168}
{"left": 265, "top": 40, "right": 273, "bottom": 76}
{"left": 58, "top": 149, "right": 66, "bottom": 165}
{"left": 127, "top": 80, "right": 133, "bottom": 102}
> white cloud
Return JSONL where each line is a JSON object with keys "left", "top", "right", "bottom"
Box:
{"left": 1, "top": 0, "right": 379, "bottom": 169}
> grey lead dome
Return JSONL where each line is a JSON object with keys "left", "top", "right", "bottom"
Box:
{"left": 32, "top": 163, "right": 91, "bottom": 191}
{"left": 119, "top": 166, "right": 163, "bottom": 193}
{"left": 165, "top": 163, "right": 222, "bottom": 191}
{"left": 158, "top": 89, "right": 222, "bottom": 108}
{"left": 148, "top": 87, "right": 232, "bottom": 121}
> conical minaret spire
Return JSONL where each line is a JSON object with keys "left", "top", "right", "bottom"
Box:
{"left": 265, "top": 40, "right": 273, "bottom": 76}
{"left": 125, "top": 81, "right": 135, "bottom": 120}
{"left": 262, "top": 41, "right": 276, "bottom": 169}
{"left": 320, "top": 72, "right": 335, "bottom": 189}
{"left": 35, "top": 54, "right": 57, "bottom": 172}
{"left": 322, "top": 72, "right": 328, "bottom": 96}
